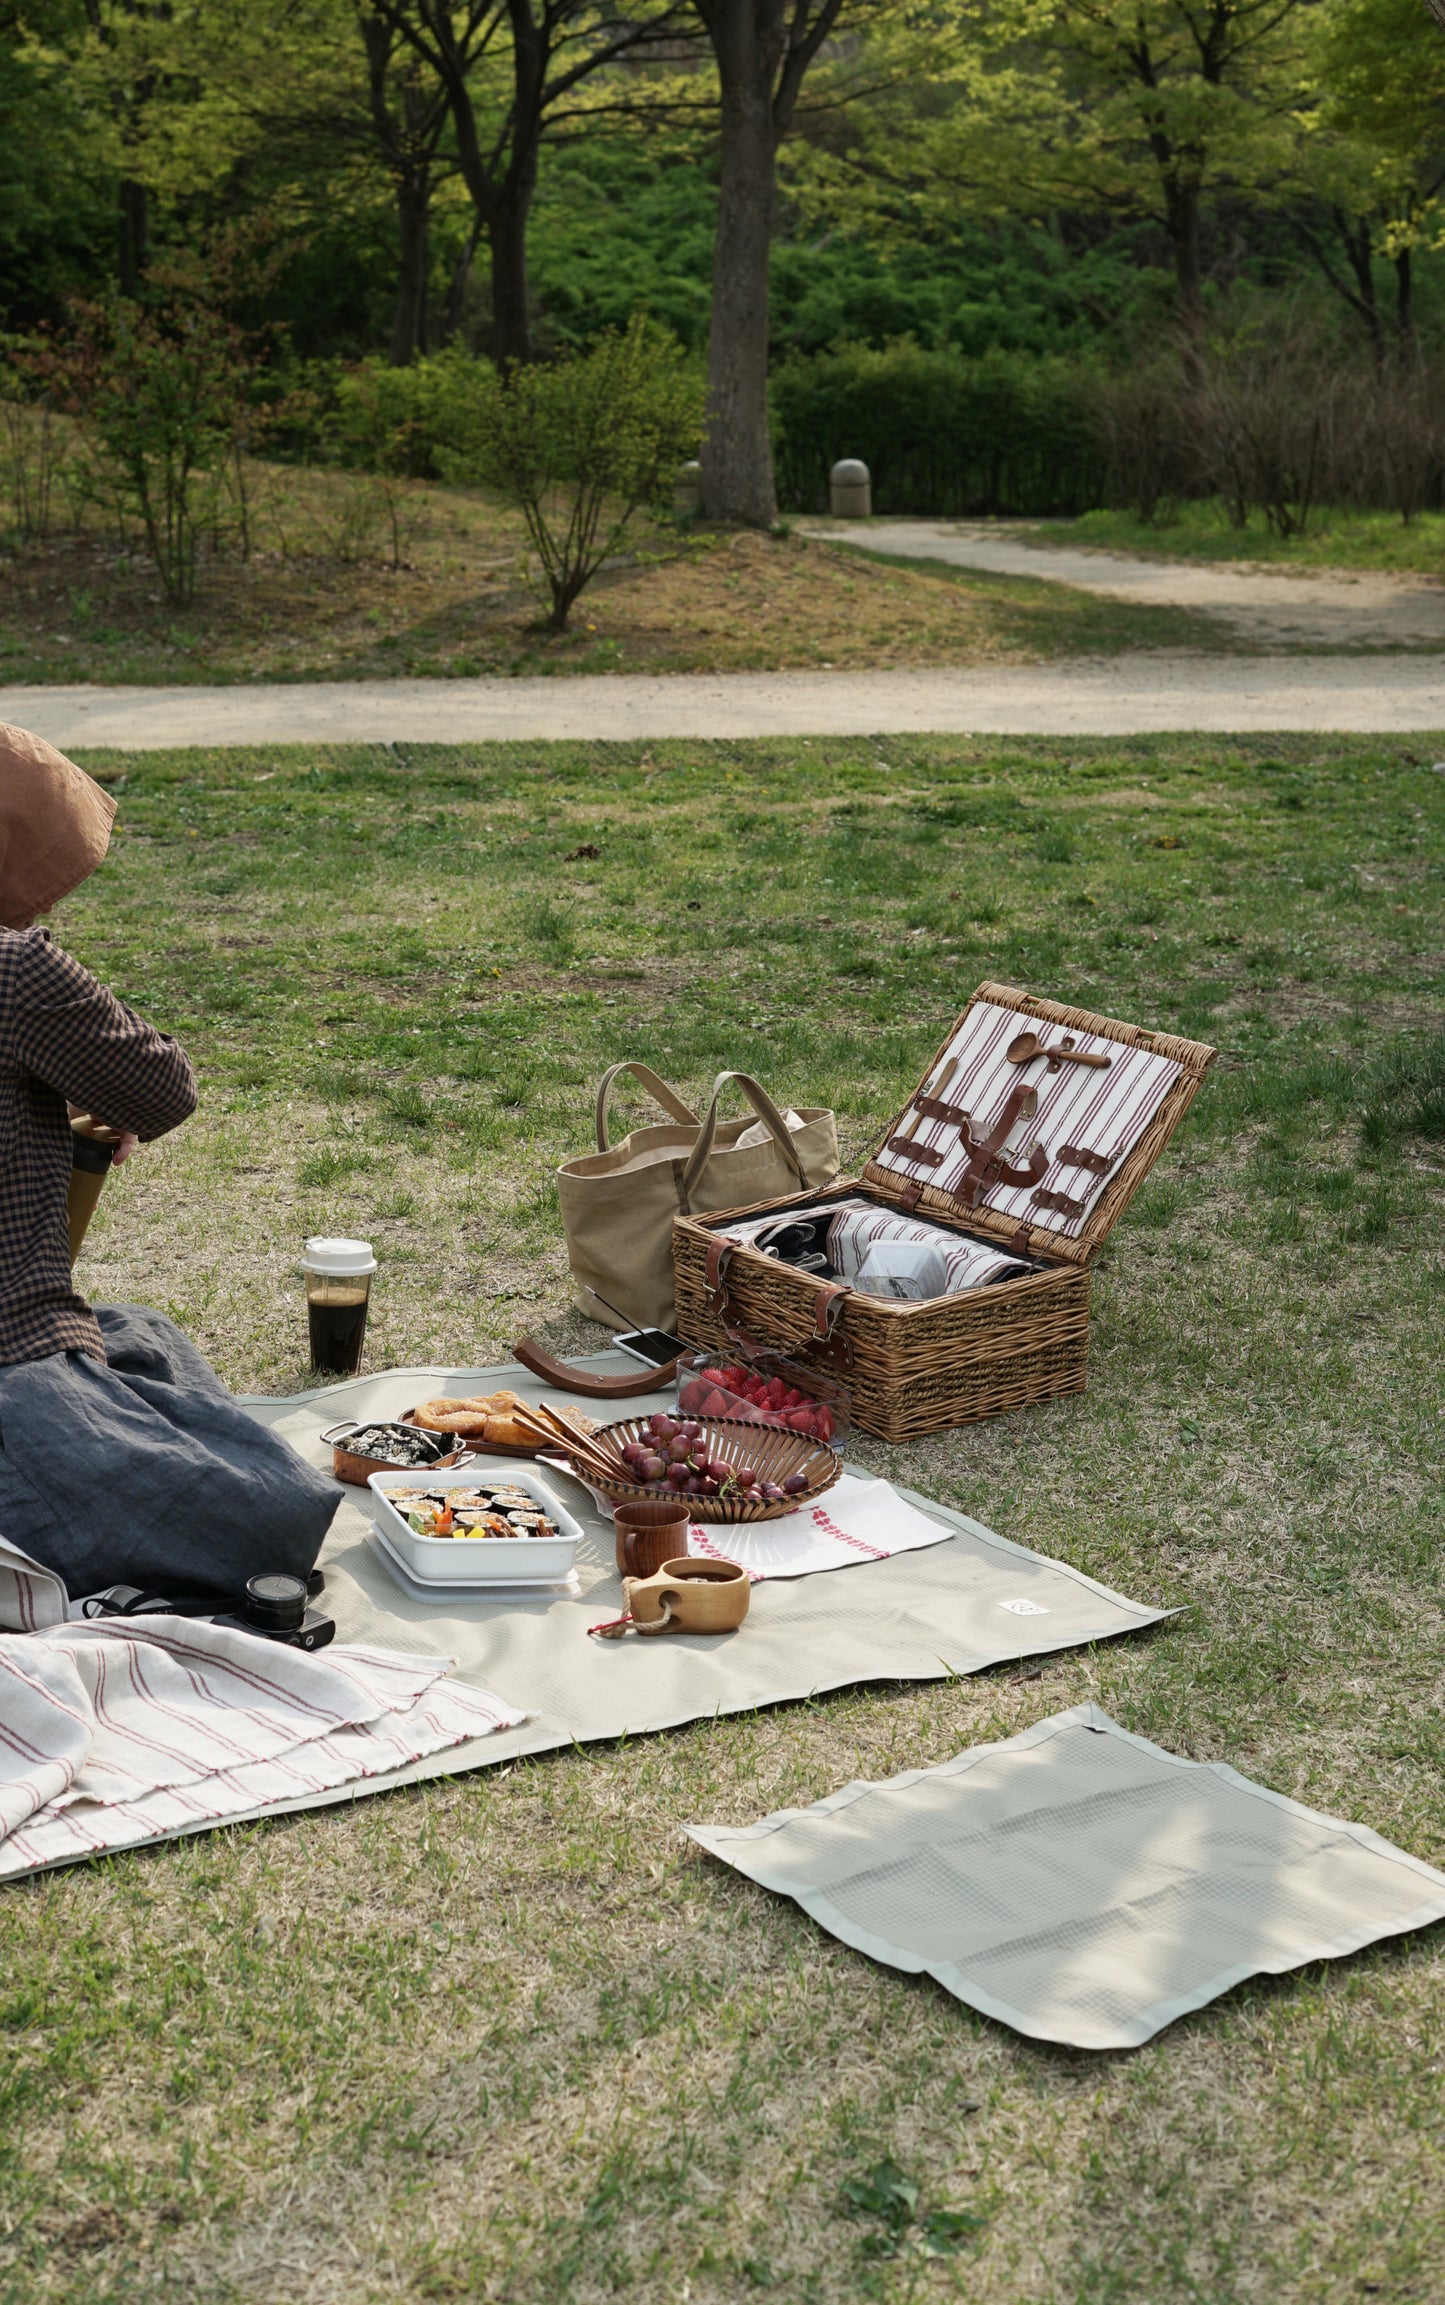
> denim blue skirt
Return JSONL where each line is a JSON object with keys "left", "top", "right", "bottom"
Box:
{"left": 0, "top": 1304, "right": 339, "bottom": 1601}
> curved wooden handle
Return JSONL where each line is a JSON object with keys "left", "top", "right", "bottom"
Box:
{"left": 512, "top": 1337, "right": 680, "bottom": 1396}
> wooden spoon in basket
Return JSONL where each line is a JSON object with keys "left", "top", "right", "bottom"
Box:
{"left": 1005, "top": 1030, "right": 1112, "bottom": 1071}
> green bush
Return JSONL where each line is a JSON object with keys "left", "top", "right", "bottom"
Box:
{"left": 770, "top": 341, "right": 1105, "bottom": 517}
{"left": 330, "top": 350, "right": 493, "bottom": 479}
{"left": 59, "top": 286, "right": 249, "bottom": 604}
{"left": 438, "top": 317, "right": 702, "bottom": 630}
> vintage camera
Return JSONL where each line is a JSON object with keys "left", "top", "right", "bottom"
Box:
{"left": 84, "top": 1570, "right": 334, "bottom": 1651}
{"left": 211, "top": 1574, "right": 335, "bottom": 1651}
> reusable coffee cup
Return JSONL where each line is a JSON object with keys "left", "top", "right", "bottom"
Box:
{"left": 68, "top": 1131, "right": 116, "bottom": 1264}
{"left": 303, "top": 1236, "right": 377, "bottom": 1376}
{"left": 613, "top": 1499, "right": 691, "bottom": 1581}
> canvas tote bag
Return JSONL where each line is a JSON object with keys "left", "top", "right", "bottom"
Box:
{"left": 559, "top": 1063, "right": 839, "bottom": 1331}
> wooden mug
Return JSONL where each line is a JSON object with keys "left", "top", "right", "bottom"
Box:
{"left": 613, "top": 1499, "right": 691, "bottom": 1580}
{"left": 623, "top": 1556, "right": 750, "bottom": 1635}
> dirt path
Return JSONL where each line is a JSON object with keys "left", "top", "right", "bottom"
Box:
{"left": 4, "top": 658, "right": 1444, "bottom": 749}
{"left": 801, "top": 519, "right": 1445, "bottom": 648}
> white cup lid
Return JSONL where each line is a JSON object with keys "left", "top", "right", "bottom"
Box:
{"left": 303, "top": 1235, "right": 377, "bottom": 1277}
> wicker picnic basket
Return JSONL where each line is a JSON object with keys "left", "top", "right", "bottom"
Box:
{"left": 672, "top": 983, "right": 1216, "bottom": 1443}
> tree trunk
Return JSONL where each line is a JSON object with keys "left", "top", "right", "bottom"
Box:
{"left": 1163, "top": 177, "right": 1204, "bottom": 386}
{"left": 489, "top": 166, "right": 536, "bottom": 367}
{"left": 1340, "top": 210, "right": 1384, "bottom": 369}
{"left": 1395, "top": 245, "right": 1414, "bottom": 350}
{"left": 118, "top": 178, "right": 149, "bottom": 298}
{"left": 389, "top": 173, "right": 432, "bottom": 365}
{"left": 702, "top": 4, "right": 780, "bottom": 528}
{"left": 439, "top": 216, "right": 482, "bottom": 344}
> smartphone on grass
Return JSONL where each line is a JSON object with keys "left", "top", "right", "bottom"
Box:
{"left": 613, "top": 1327, "right": 686, "bottom": 1367}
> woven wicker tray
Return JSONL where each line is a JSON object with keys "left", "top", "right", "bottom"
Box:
{"left": 588, "top": 1415, "right": 841, "bottom": 1523}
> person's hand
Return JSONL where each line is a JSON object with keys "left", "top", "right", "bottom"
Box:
{"left": 67, "top": 1106, "right": 140, "bottom": 1165}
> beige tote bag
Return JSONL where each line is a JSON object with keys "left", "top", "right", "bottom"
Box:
{"left": 559, "top": 1063, "right": 840, "bottom": 1332}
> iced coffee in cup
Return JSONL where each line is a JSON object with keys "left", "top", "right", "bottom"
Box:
{"left": 303, "top": 1237, "right": 377, "bottom": 1376}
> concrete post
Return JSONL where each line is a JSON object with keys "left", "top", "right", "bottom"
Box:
{"left": 829, "top": 458, "right": 871, "bottom": 517}
{"left": 674, "top": 459, "right": 703, "bottom": 517}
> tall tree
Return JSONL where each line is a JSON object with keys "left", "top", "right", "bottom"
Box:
{"left": 690, "top": 0, "right": 850, "bottom": 525}
{"left": 1306, "top": 0, "right": 1445, "bottom": 352}
{"left": 370, "top": 0, "right": 688, "bottom": 365}
{"left": 829, "top": 0, "right": 1312, "bottom": 380}
{"left": 357, "top": 5, "right": 457, "bottom": 361}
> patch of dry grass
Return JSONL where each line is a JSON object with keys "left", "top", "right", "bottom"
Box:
{"left": 2, "top": 735, "right": 1443, "bottom": 2303}
{"left": 0, "top": 465, "right": 1223, "bottom": 688}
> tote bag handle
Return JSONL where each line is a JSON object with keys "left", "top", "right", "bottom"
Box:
{"left": 679, "top": 1071, "right": 808, "bottom": 1209}
{"left": 595, "top": 1061, "right": 700, "bottom": 1152}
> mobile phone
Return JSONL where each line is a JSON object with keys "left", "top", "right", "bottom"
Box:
{"left": 613, "top": 1327, "right": 686, "bottom": 1367}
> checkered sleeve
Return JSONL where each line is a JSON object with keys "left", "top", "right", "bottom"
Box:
{"left": 7, "top": 932, "right": 197, "bottom": 1142}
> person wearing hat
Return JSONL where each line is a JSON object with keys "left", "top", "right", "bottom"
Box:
{"left": 0, "top": 722, "right": 340, "bottom": 1605}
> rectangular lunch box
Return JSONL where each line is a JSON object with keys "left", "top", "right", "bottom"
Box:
{"left": 366, "top": 1466, "right": 583, "bottom": 1584}
{"left": 672, "top": 981, "right": 1216, "bottom": 1443}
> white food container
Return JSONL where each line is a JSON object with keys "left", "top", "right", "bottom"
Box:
{"left": 367, "top": 1466, "right": 582, "bottom": 1585}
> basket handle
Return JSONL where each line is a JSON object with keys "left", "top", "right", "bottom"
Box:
{"left": 595, "top": 1062, "right": 700, "bottom": 1152}
{"left": 680, "top": 1073, "right": 807, "bottom": 1209}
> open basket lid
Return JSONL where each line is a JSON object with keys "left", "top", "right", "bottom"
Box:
{"left": 862, "top": 982, "right": 1216, "bottom": 1269}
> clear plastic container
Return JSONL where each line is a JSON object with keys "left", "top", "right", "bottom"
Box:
{"left": 675, "top": 1349, "right": 849, "bottom": 1444}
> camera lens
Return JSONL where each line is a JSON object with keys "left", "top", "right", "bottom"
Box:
{"left": 242, "top": 1573, "right": 308, "bottom": 1633}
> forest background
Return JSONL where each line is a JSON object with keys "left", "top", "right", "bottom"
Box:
{"left": 4, "top": 0, "right": 1445, "bottom": 622}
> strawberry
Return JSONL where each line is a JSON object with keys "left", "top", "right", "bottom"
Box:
{"left": 702, "top": 1388, "right": 734, "bottom": 1418}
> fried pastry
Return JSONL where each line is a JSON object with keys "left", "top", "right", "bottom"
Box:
{"left": 410, "top": 1399, "right": 493, "bottom": 1436}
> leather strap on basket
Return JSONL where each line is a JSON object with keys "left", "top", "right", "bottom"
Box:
{"left": 954, "top": 1084, "right": 1050, "bottom": 1210}
{"left": 594, "top": 1062, "right": 699, "bottom": 1152}
{"left": 704, "top": 1237, "right": 851, "bottom": 1365}
{"left": 679, "top": 1073, "right": 808, "bottom": 1211}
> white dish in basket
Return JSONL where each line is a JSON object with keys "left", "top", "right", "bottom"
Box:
{"left": 367, "top": 1466, "right": 582, "bottom": 1585}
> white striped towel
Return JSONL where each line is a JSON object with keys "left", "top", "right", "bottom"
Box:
{"left": 686, "top": 1473, "right": 954, "bottom": 1580}
{"left": 0, "top": 1616, "right": 523, "bottom": 1880}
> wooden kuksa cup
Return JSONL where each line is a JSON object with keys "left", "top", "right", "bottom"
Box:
{"left": 622, "top": 1556, "right": 751, "bottom": 1635}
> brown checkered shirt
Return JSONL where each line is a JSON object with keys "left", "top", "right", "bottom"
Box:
{"left": 0, "top": 929, "right": 197, "bottom": 1366}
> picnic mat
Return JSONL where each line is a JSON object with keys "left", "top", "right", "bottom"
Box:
{"left": 0, "top": 1618, "right": 522, "bottom": 1881}
{"left": 0, "top": 1354, "right": 1172, "bottom": 1875}
{"left": 237, "top": 1356, "right": 1170, "bottom": 1777}
{"left": 687, "top": 1704, "right": 1445, "bottom": 2049}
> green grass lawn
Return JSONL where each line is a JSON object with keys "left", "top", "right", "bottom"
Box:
{"left": 5, "top": 734, "right": 1445, "bottom": 2304}
{"left": 1028, "top": 500, "right": 1445, "bottom": 574}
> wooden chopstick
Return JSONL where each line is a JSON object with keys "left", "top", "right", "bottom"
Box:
{"left": 510, "top": 1401, "right": 631, "bottom": 1484}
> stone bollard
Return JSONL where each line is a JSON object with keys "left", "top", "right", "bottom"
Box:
{"left": 829, "top": 458, "right": 871, "bottom": 518}
{"left": 674, "top": 459, "right": 702, "bottom": 517}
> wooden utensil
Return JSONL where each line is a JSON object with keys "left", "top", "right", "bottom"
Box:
{"left": 1005, "top": 1030, "right": 1112, "bottom": 1070}
{"left": 899, "top": 1053, "right": 960, "bottom": 1142}
{"left": 513, "top": 1337, "right": 679, "bottom": 1396}
{"left": 508, "top": 1399, "right": 634, "bottom": 1486}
